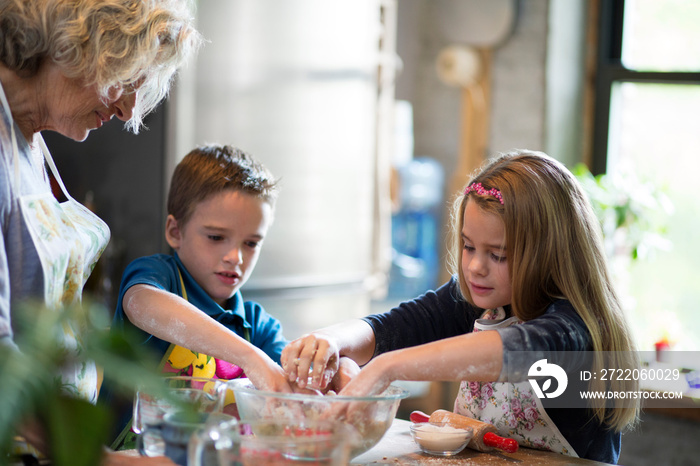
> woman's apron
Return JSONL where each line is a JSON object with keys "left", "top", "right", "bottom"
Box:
{"left": 453, "top": 307, "right": 578, "bottom": 457}
{"left": 23, "top": 136, "right": 110, "bottom": 399}
{"left": 2, "top": 83, "right": 110, "bottom": 452}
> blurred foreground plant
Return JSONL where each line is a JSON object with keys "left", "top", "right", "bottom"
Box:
{"left": 0, "top": 299, "right": 181, "bottom": 466}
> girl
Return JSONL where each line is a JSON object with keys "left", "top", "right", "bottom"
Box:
{"left": 282, "top": 150, "right": 639, "bottom": 464}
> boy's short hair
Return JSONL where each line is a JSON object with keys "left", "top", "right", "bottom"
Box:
{"left": 167, "top": 144, "right": 278, "bottom": 226}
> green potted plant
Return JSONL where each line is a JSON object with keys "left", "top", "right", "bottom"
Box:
{"left": 573, "top": 163, "right": 675, "bottom": 351}
{"left": 572, "top": 163, "right": 673, "bottom": 262}
{"left": 0, "top": 300, "right": 173, "bottom": 465}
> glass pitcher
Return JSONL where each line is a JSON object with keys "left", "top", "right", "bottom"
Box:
{"left": 133, "top": 375, "right": 229, "bottom": 457}
{"left": 189, "top": 419, "right": 359, "bottom": 466}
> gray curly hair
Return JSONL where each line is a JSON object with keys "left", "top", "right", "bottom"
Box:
{"left": 0, "top": 0, "right": 203, "bottom": 132}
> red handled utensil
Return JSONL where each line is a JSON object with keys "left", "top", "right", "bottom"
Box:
{"left": 482, "top": 432, "right": 518, "bottom": 453}
{"left": 409, "top": 410, "right": 430, "bottom": 423}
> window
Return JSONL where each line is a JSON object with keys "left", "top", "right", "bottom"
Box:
{"left": 592, "top": 0, "right": 700, "bottom": 350}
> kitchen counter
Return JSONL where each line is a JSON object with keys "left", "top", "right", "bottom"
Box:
{"left": 114, "top": 418, "right": 614, "bottom": 465}
{"left": 351, "top": 419, "right": 614, "bottom": 465}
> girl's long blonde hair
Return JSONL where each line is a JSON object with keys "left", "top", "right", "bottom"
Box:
{"left": 450, "top": 150, "right": 639, "bottom": 431}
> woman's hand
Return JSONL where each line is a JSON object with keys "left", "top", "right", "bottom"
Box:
{"left": 281, "top": 333, "right": 339, "bottom": 390}
{"left": 103, "top": 450, "right": 176, "bottom": 465}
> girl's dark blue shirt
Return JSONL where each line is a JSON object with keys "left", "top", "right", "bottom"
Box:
{"left": 362, "top": 277, "right": 621, "bottom": 464}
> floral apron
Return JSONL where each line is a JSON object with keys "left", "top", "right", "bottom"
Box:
{"left": 1, "top": 83, "right": 110, "bottom": 402}
{"left": 453, "top": 307, "right": 578, "bottom": 457}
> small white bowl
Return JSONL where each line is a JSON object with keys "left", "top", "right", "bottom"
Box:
{"left": 410, "top": 422, "right": 473, "bottom": 457}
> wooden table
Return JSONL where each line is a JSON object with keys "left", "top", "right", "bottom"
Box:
{"left": 116, "top": 419, "right": 614, "bottom": 465}
{"left": 351, "top": 419, "right": 614, "bottom": 465}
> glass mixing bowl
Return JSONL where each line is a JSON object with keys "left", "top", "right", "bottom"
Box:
{"left": 231, "top": 381, "right": 409, "bottom": 459}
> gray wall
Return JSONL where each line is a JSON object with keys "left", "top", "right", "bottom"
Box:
{"left": 393, "top": 0, "right": 553, "bottom": 273}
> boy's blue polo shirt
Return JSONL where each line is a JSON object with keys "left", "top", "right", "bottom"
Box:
{"left": 112, "top": 252, "right": 287, "bottom": 365}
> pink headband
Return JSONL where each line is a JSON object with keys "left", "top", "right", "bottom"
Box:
{"left": 464, "top": 182, "right": 504, "bottom": 204}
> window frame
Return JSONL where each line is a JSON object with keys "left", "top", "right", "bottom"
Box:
{"left": 591, "top": 0, "right": 700, "bottom": 175}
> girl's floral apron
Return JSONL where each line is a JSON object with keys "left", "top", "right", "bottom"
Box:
{"left": 2, "top": 83, "right": 110, "bottom": 453}
{"left": 453, "top": 307, "right": 578, "bottom": 457}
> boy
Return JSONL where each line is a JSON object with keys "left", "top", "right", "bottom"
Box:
{"left": 112, "top": 144, "right": 291, "bottom": 393}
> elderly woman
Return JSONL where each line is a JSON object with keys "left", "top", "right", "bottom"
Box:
{"left": 0, "top": 0, "right": 201, "bottom": 462}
